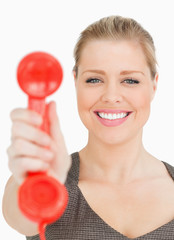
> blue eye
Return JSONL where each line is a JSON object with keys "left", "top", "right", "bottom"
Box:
{"left": 86, "top": 78, "right": 101, "bottom": 83}
{"left": 123, "top": 79, "right": 139, "bottom": 84}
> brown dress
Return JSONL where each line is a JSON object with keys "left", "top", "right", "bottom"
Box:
{"left": 27, "top": 152, "right": 174, "bottom": 240}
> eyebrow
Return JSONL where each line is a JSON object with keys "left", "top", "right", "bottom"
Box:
{"left": 82, "top": 69, "right": 145, "bottom": 76}
{"left": 82, "top": 69, "right": 105, "bottom": 75}
{"left": 120, "top": 70, "right": 145, "bottom": 76}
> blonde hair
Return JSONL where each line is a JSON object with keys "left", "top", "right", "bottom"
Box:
{"left": 73, "top": 16, "right": 157, "bottom": 79}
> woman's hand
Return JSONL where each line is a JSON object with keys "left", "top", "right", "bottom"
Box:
{"left": 7, "top": 101, "right": 71, "bottom": 185}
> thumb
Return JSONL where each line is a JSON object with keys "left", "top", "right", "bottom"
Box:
{"left": 47, "top": 101, "right": 64, "bottom": 143}
{"left": 47, "top": 101, "right": 71, "bottom": 183}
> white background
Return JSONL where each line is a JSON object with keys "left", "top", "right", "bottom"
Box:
{"left": 0, "top": 0, "right": 174, "bottom": 239}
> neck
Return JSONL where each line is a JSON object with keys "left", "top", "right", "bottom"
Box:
{"left": 79, "top": 131, "right": 151, "bottom": 184}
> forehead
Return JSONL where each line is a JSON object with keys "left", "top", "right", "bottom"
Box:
{"left": 79, "top": 39, "right": 149, "bottom": 74}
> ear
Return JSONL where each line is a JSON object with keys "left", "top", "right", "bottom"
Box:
{"left": 151, "top": 73, "right": 159, "bottom": 100}
{"left": 73, "top": 70, "right": 77, "bottom": 87}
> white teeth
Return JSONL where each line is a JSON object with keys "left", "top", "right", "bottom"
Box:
{"left": 98, "top": 112, "right": 128, "bottom": 120}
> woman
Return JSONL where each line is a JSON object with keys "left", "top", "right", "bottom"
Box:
{"left": 3, "top": 16, "right": 174, "bottom": 239}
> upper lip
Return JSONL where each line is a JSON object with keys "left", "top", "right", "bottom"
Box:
{"left": 94, "top": 109, "right": 132, "bottom": 114}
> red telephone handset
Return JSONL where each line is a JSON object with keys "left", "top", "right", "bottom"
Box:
{"left": 17, "top": 52, "right": 68, "bottom": 240}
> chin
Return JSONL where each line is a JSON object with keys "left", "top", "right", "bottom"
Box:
{"left": 91, "top": 130, "right": 129, "bottom": 146}
{"left": 93, "top": 127, "right": 143, "bottom": 147}
{"left": 100, "top": 136, "right": 128, "bottom": 146}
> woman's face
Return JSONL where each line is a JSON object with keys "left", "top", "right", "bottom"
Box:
{"left": 74, "top": 39, "right": 158, "bottom": 145}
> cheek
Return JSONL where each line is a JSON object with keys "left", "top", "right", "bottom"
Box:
{"left": 75, "top": 86, "right": 101, "bottom": 130}
{"left": 131, "top": 88, "right": 152, "bottom": 124}
{"left": 76, "top": 87, "right": 99, "bottom": 112}
{"left": 75, "top": 88, "right": 94, "bottom": 127}
{"left": 76, "top": 91, "right": 90, "bottom": 113}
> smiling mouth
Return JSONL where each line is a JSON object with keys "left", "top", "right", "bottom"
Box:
{"left": 95, "top": 112, "right": 131, "bottom": 120}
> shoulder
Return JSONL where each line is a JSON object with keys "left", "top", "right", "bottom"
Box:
{"left": 65, "top": 152, "right": 79, "bottom": 186}
{"left": 162, "top": 161, "right": 174, "bottom": 180}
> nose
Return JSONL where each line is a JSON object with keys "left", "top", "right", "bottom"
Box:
{"left": 101, "top": 82, "right": 123, "bottom": 103}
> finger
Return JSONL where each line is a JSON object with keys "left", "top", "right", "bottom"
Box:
{"left": 11, "top": 121, "right": 51, "bottom": 147}
{"left": 8, "top": 157, "right": 50, "bottom": 184}
{"left": 7, "top": 139, "right": 54, "bottom": 162}
{"left": 10, "top": 108, "right": 42, "bottom": 126}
